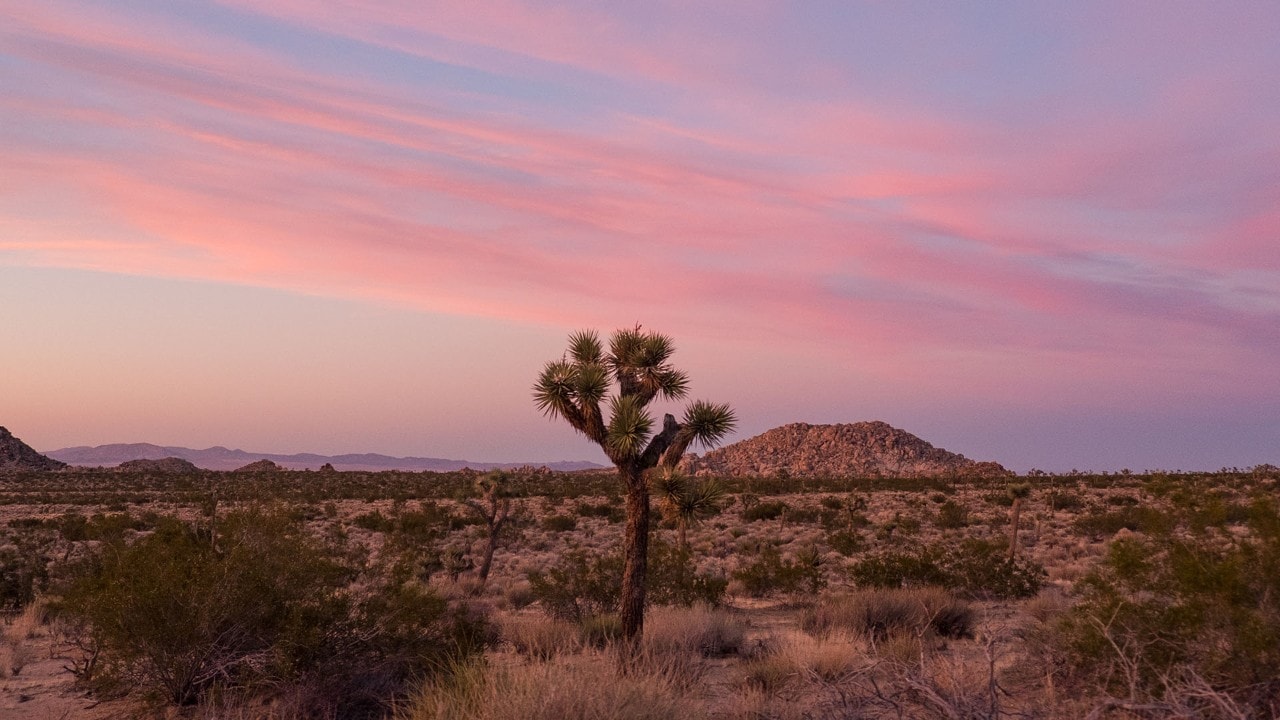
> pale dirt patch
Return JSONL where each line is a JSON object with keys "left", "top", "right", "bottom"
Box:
{"left": 0, "top": 634, "right": 134, "bottom": 720}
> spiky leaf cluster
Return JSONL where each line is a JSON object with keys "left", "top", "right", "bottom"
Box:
{"left": 534, "top": 326, "right": 736, "bottom": 469}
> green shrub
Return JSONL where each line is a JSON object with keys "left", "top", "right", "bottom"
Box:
{"left": 528, "top": 541, "right": 726, "bottom": 620}
{"left": 573, "top": 501, "right": 623, "bottom": 523}
{"left": 1046, "top": 490, "right": 1086, "bottom": 512}
{"left": 1057, "top": 498, "right": 1280, "bottom": 710}
{"left": 647, "top": 541, "right": 728, "bottom": 607}
{"left": 944, "top": 539, "right": 1044, "bottom": 600}
{"left": 352, "top": 509, "right": 396, "bottom": 532}
{"left": 849, "top": 545, "right": 950, "bottom": 589}
{"left": 826, "top": 529, "right": 864, "bottom": 556}
{"left": 54, "top": 510, "right": 486, "bottom": 712}
{"left": 731, "top": 546, "right": 824, "bottom": 597}
{"left": 1073, "top": 506, "right": 1174, "bottom": 537}
{"left": 786, "top": 507, "right": 819, "bottom": 524}
{"left": 527, "top": 551, "right": 622, "bottom": 622}
{"left": 0, "top": 529, "right": 54, "bottom": 614}
{"left": 540, "top": 515, "right": 577, "bottom": 532}
{"left": 935, "top": 500, "right": 969, "bottom": 529}
{"left": 1105, "top": 493, "right": 1139, "bottom": 507}
{"left": 850, "top": 539, "right": 1043, "bottom": 600}
{"left": 742, "top": 501, "right": 787, "bottom": 522}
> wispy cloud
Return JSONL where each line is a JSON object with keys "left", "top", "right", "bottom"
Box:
{"left": 3, "top": 0, "right": 1278, "bottom": 407}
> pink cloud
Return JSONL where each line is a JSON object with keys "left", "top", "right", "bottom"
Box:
{"left": 4, "top": 0, "right": 1278, "bottom": 399}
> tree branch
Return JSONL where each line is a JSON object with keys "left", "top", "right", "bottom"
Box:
{"left": 638, "top": 414, "right": 681, "bottom": 470}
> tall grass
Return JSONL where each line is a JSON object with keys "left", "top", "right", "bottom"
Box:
{"left": 800, "top": 587, "right": 976, "bottom": 642}
{"left": 403, "top": 655, "right": 702, "bottom": 720}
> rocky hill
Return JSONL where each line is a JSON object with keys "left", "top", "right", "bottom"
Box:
{"left": 687, "top": 422, "right": 1009, "bottom": 478}
{"left": 235, "top": 459, "right": 283, "bottom": 472}
{"left": 0, "top": 427, "right": 67, "bottom": 471}
{"left": 117, "top": 457, "right": 201, "bottom": 474}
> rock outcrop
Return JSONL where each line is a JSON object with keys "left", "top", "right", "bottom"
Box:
{"left": 234, "top": 459, "right": 283, "bottom": 472}
{"left": 0, "top": 427, "right": 67, "bottom": 471}
{"left": 116, "top": 457, "right": 201, "bottom": 474}
{"left": 687, "top": 421, "right": 1010, "bottom": 479}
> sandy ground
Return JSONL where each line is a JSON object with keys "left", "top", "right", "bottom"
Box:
{"left": 1, "top": 623, "right": 133, "bottom": 720}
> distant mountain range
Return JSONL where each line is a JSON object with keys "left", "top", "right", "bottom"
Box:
{"left": 44, "top": 443, "right": 604, "bottom": 473}
{"left": 33, "top": 420, "right": 1005, "bottom": 477}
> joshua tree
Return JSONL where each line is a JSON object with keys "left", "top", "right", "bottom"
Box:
{"left": 1006, "top": 482, "right": 1032, "bottom": 561}
{"left": 461, "top": 470, "right": 513, "bottom": 586}
{"left": 653, "top": 472, "right": 726, "bottom": 552}
{"left": 534, "top": 326, "right": 736, "bottom": 640}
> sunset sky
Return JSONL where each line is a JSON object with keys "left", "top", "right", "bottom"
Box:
{"left": 3, "top": 1, "right": 1278, "bottom": 472}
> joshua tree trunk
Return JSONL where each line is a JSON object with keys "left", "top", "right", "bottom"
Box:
{"left": 477, "top": 538, "right": 494, "bottom": 582}
{"left": 677, "top": 520, "right": 688, "bottom": 552}
{"left": 477, "top": 520, "right": 500, "bottom": 582}
{"left": 1008, "top": 497, "right": 1023, "bottom": 562}
{"left": 620, "top": 467, "right": 650, "bottom": 640}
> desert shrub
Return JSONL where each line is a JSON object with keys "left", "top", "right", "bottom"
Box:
{"left": 786, "top": 507, "right": 819, "bottom": 524}
{"left": 935, "top": 500, "right": 969, "bottom": 529}
{"left": 820, "top": 496, "right": 844, "bottom": 511}
{"left": 1105, "top": 493, "right": 1139, "bottom": 507}
{"left": 984, "top": 491, "right": 1015, "bottom": 507}
{"left": 541, "top": 514, "right": 577, "bottom": 532}
{"left": 850, "top": 539, "right": 1043, "bottom": 600}
{"left": 353, "top": 509, "right": 396, "bottom": 532}
{"left": 895, "top": 514, "right": 922, "bottom": 535}
{"left": 1057, "top": 498, "right": 1280, "bottom": 710}
{"left": 800, "top": 587, "right": 975, "bottom": 641}
{"left": 505, "top": 582, "right": 535, "bottom": 610}
{"left": 1073, "top": 506, "right": 1174, "bottom": 537}
{"left": 742, "top": 501, "right": 787, "bottom": 522}
{"left": 527, "top": 551, "right": 622, "bottom": 621}
{"left": 850, "top": 545, "right": 950, "bottom": 588}
{"left": 647, "top": 541, "right": 728, "bottom": 607}
{"left": 731, "top": 546, "right": 824, "bottom": 597}
{"left": 1046, "top": 490, "right": 1086, "bottom": 512}
{"left": 0, "top": 529, "right": 54, "bottom": 614}
{"left": 1184, "top": 494, "right": 1254, "bottom": 531}
{"left": 944, "top": 539, "right": 1044, "bottom": 599}
{"left": 826, "top": 529, "right": 864, "bottom": 556}
{"left": 54, "top": 510, "right": 487, "bottom": 713}
{"left": 396, "top": 505, "right": 451, "bottom": 538}
{"left": 528, "top": 541, "right": 726, "bottom": 620}
{"left": 573, "top": 500, "right": 623, "bottom": 523}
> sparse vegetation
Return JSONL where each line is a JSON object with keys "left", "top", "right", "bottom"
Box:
{"left": 0, "top": 466, "right": 1277, "bottom": 718}
{"left": 53, "top": 509, "right": 489, "bottom": 714}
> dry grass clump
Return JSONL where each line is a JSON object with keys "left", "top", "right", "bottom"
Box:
{"left": 500, "top": 614, "right": 580, "bottom": 661}
{"left": 778, "top": 630, "right": 867, "bottom": 682}
{"left": 739, "top": 630, "right": 869, "bottom": 695}
{"left": 642, "top": 604, "right": 747, "bottom": 657}
{"left": 800, "top": 587, "right": 976, "bottom": 642}
{"left": 404, "top": 655, "right": 703, "bottom": 720}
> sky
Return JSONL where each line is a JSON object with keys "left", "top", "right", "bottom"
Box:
{"left": 2, "top": 1, "right": 1278, "bottom": 473}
